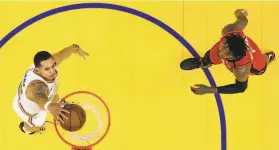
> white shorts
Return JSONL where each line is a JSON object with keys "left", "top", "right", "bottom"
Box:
{"left": 12, "top": 96, "right": 47, "bottom": 127}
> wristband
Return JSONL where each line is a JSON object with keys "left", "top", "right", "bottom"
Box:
{"left": 44, "top": 101, "right": 52, "bottom": 111}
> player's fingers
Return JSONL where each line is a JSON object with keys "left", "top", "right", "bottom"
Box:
{"left": 60, "top": 108, "right": 70, "bottom": 113}
{"left": 52, "top": 112, "right": 60, "bottom": 122}
{"left": 56, "top": 115, "right": 64, "bottom": 124}
{"left": 191, "top": 86, "right": 199, "bottom": 90}
{"left": 192, "top": 89, "right": 201, "bottom": 94}
{"left": 55, "top": 118, "right": 62, "bottom": 125}
{"left": 84, "top": 51, "right": 90, "bottom": 56}
{"left": 58, "top": 112, "right": 68, "bottom": 120}
{"left": 191, "top": 85, "right": 200, "bottom": 90}
{"left": 193, "top": 84, "right": 202, "bottom": 88}
{"left": 190, "top": 87, "right": 197, "bottom": 93}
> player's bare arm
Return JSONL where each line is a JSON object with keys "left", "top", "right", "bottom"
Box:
{"left": 26, "top": 81, "right": 49, "bottom": 108}
{"left": 52, "top": 94, "right": 68, "bottom": 105}
{"left": 26, "top": 81, "right": 69, "bottom": 123}
{"left": 52, "top": 94, "right": 60, "bottom": 103}
{"left": 222, "top": 9, "right": 248, "bottom": 35}
{"left": 233, "top": 65, "right": 250, "bottom": 82}
{"left": 52, "top": 44, "right": 90, "bottom": 65}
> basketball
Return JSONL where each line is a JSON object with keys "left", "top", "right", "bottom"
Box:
{"left": 60, "top": 103, "right": 86, "bottom": 132}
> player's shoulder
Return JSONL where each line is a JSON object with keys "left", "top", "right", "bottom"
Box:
{"left": 29, "top": 80, "right": 48, "bottom": 87}
{"left": 25, "top": 80, "right": 49, "bottom": 100}
{"left": 27, "top": 80, "right": 49, "bottom": 91}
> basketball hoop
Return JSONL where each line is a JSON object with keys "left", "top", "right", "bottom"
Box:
{"left": 54, "top": 91, "right": 111, "bottom": 150}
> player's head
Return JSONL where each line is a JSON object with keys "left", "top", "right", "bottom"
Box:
{"left": 218, "top": 33, "right": 248, "bottom": 61}
{"left": 33, "top": 51, "right": 58, "bottom": 81}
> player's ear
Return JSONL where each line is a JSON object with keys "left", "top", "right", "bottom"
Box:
{"left": 34, "top": 67, "right": 41, "bottom": 74}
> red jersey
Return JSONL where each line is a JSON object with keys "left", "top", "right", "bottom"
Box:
{"left": 209, "top": 31, "right": 266, "bottom": 75}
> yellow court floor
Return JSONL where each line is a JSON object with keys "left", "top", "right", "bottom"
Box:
{"left": 0, "top": 1, "right": 278, "bottom": 150}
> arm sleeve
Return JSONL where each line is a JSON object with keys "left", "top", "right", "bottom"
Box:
{"left": 217, "top": 79, "right": 248, "bottom": 94}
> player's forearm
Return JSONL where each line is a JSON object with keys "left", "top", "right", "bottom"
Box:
{"left": 216, "top": 80, "right": 248, "bottom": 94}
{"left": 51, "top": 94, "right": 60, "bottom": 103}
{"left": 36, "top": 98, "right": 49, "bottom": 109}
{"left": 52, "top": 44, "right": 79, "bottom": 64}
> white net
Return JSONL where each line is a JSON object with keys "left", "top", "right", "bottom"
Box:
{"left": 69, "top": 103, "right": 103, "bottom": 144}
{"left": 55, "top": 91, "right": 110, "bottom": 147}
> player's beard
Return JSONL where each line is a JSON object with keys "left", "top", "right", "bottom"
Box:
{"left": 49, "top": 71, "right": 58, "bottom": 81}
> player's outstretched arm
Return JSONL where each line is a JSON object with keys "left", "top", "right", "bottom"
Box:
{"left": 26, "top": 81, "right": 70, "bottom": 123}
{"left": 222, "top": 9, "right": 248, "bottom": 35}
{"left": 190, "top": 65, "right": 251, "bottom": 95}
{"left": 52, "top": 44, "right": 89, "bottom": 65}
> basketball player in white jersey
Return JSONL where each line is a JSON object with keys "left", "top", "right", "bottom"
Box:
{"left": 12, "top": 44, "right": 89, "bottom": 135}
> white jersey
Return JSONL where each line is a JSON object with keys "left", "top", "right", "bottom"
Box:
{"left": 16, "top": 64, "right": 58, "bottom": 115}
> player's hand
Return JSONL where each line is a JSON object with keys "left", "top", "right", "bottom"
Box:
{"left": 73, "top": 44, "right": 90, "bottom": 60}
{"left": 190, "top": 84, "right": 216, "bottom": 95}
{"left": 234, "top": 9, "right": 248, "bottom": 17}
{"left": 47, "top": 103, "right": 70, "bottom": 123}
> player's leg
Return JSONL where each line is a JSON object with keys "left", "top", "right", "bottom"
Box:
{"left": 13, "top": 98, "right": 47, "bottom": 134}
{"left": 180, "top": 50, "right": 214, "bottom": 70}
{"left": 19, "top": 122, "right": 45, "bottom": 134}
{"left": 20, "top": 110, "right": 47, "bottom": 134}
{"left": 180, "top": 41, "right": 223, "bottom": 70}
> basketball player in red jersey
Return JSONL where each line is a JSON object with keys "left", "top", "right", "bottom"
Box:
{"left": 180, "top": 9, "right": 276, "bottom": 95}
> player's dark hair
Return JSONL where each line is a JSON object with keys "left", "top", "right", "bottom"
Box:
{"left": 224, "top": 33, "right": 248, "bottom": 60}
{"left": 34, "top": 51, "right": 53, "bottom": 68}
